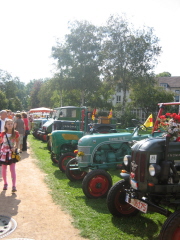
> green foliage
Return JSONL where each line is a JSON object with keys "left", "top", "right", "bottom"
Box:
{"left": 129, "top": 76, "right": 174, "bottom": 117}
{"left": 28, "top": 135, "right": 166, "bottom": 240}
{"left": 38, "top": 80, "right": 53, "bottom": 108}
{"left": 0, "top": 91, "right": 8, "bottom": 110}
{"left": 52, "top": 20, "right": 102, "bottom": 106}
{"left": 114, "top": 103, "right": 138, "bottom": 128}
{"left": 30, "top": 79, "right": 44, "bottom": 108}
{"left": 156, "top": 72, "right": 171, "bottom": 77}
{"left": 0, "top": 69, "right": 28, "bottom": 111}
{"left": 86, "top": 82, "right": 114, "bottom": 109}
{"left": 102, "top": 15, "right": 161, "bottom": 113}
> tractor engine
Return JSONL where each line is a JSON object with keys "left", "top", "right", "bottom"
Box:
{"left": 94, "top": 143, "right": 131, "bottom": 164}
{"left": 124, "top": 137, "right": 180, "bottom": 194}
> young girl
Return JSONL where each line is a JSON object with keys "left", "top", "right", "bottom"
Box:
{"left": 0, "top": 119, "right": 19, "bottom": 193}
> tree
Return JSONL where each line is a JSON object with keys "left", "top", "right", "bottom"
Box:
{"left": 86, "top": 81, "right": 115, "bottom": 109}
{"left": 52, "top": 20, "right": 102, "bottom": 106}
{"left": 102, "top": 15, "right": 162, "bottom": 114}
{"left": 156, "top": 72, "right": 171, "bottom": 77}
{"left": 129, "top": 76, "right": 174, "bottom": 118}
{"left": 30, "top": 79, "right": 44, "bottom": 108}
{"left": 0, "top": 91, "right": 8, "bottom": 110}
{"left": 38, "top": 79, "right": 53, "bottom": 108}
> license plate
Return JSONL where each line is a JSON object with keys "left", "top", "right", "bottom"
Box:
{"left": 130, "top": 179, "right": 138, "bottom": 190}
{"left": 125, "top": 195, "right": 148, "bottom": 213}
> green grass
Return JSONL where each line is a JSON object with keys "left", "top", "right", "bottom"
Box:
{"left": 28, "top": 135, "right": 166, "bottom": 240}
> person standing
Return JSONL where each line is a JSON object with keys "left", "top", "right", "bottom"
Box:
{"left": 0, "top": 119, "right": 19, "bottom": 192}
{"left": 0, "top": 110, "right": 7, "bottom": 133}
{"left": 14, "top": 113, "right": 25, "bottom": 153}
{"left": 6, "top": 110, "right": 13, "bottom": 119}
{"left": 21, "top": 112, "right": 30, "bottom": 151}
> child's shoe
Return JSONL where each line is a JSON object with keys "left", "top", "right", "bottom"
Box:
{"left": 3, "top": 184, "right": 8, "bottom": 190}
{"left": 12, "top": 186, "right": 17, "bottom": 193}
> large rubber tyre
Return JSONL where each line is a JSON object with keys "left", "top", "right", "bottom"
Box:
{"left": 47, "top": 139, "right": 52, "bottom": 152}
{"left": 82, "top": 169, "right": 112, "bottom": 199}
{"left": 58, "top": 152, "right": 76, "bottom": 172}
{"left": 65, "top": 158, "right": 87, "bottom": 181}
{"left": 159, "top": 210, "right": 180, "bottom": 240}
{"left": 107, "top": 179, "right": 139, "bottom": 217}
{"left": 51, "top": 152, "right": 58, "bottom": 164}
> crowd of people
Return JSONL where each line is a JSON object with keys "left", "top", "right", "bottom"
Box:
{"left": 0, "top": 109, "right": 31, "bottom": 193}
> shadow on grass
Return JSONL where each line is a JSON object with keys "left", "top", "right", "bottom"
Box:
{"left": 111, "top": 214, "right": 160, "bottom": 240}
{"left": 68, "top": 180, "right": 83, "bottom": 188}
{"left": 75, "top": 195, "right": 162, "bottom": 239}
{"left": 54, "top": 169, "right": 69, "bottom": 180}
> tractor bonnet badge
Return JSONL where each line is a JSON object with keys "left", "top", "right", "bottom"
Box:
{"left": 131, "top": 161, "right": 138, "bottom": 172}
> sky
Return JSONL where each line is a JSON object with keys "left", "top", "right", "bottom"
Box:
{"left": 0, "top": 0, "right": 180, "bottom": 84}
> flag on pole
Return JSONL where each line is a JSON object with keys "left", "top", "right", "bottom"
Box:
{"left": 92, "top": 109, "right": 96, "bottom": 120}
{"left": 143, "top": 114, "right": 153, "bottom": 128}
{"left": 108, "top": 109, "right": 113, "bottom": 119}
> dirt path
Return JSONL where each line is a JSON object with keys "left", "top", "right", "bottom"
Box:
{"left": 0, "top": 143, "right": 86, "bottom": 240}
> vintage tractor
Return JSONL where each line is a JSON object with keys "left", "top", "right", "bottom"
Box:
{"left": 107, "top": 102, "right": 180, "bottom": 240}
{"left": 37, "top": 106, "right": 80, "bottom": 143}
{"left": 65, "top": 119, "right": 157, "bottom": 198}
{"left": 50, "top": 107, "right": 117, "bottom": 167}
{"left": 32, "top": 118, "right": 48, "bottom": 138}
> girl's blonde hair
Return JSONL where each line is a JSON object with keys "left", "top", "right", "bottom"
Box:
{"left": 4, "top": 119, "right": 16, "bottom": 139}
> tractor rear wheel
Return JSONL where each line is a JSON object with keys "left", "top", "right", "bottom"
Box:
{"left": 159, "top": 210, "right": 180, "bottom": 240}
{"left": 58, "top": 152, "right": 76, "bottom": 172}
{"left": 51, "top": 152, "right": 58, "bottom": 164}
{"left": 82, "top": 169, "right": 112, "bottom": 199}
{"left": 65, "top": 158, "right": 87, "bottom": 181}
{"left": 107, "top": 179, "right": 139, "bottom": 217}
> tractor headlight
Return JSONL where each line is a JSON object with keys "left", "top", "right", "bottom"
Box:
{"left": 123, "top": 155, "right": 131, "bottom": 166}
{"left": 149, "top": 164, "right": 161, "bottom": 177}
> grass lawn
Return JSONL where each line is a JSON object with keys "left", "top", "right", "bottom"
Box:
{"left": 28, "top": 135, "right": 166, "bottom": 240}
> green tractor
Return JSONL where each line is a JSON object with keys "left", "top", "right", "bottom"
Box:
{"left": 107, "top": 102, "right": 180, "bottom": 240}
{"left": 65, "top": 119, "right": 162, "bottom": 198}
{"left": 50, "top": 106, "right": 117, "bottom": 169}
{"left": 37, "top": 106, "right": 80, "bottom": 143}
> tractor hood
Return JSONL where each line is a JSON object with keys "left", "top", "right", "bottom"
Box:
{"left": 132, "top": 137, "right": 180, "bottom": 156}
{"left": 78, "top": 132, "right": 132, "bottom": 146}
{"left": 51, "top": 130, "right": 84, "bottom": 139}
{"left": 132, "top": 137, "right": 166, "bottom": 152}
{"left": 42, "top": 118, "right": 54, "bottom": 127}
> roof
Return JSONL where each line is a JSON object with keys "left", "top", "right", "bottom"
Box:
{"left": 29, "top": 107, "right": 53, "bottom": 113}
{"left": 157, "top": 76, "right": 180, "bottom": 88}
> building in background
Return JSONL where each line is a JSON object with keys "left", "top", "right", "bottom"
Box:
{"left": 111, "top": 76, "right": 180, "bottom": 121}
{"left": 157, "top": 77, "right": 180, "bottom": 102}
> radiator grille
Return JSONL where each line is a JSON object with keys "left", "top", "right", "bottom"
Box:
{"left": 131, "top": 151, "right": 146, "bottom": 182}
{"left": 78, "top": 146, "right": 91, "bottom": 155}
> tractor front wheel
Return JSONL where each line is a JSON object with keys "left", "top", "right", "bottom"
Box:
{"left": 82, "top": 169, "right": 112, "bottom": 199}
{"left": 107, "top": 179, "right": 139, "bottom": 217}
{"left": 51, "top": 152, "right": 58, "bottom": 164}
{"left": 65, "top": 158, "right": 87, "bottom": 181}
{"left": 159, "top": 210, "right": 180, "bottom": 240}
{"left": 58, "top": 152, "right": 76, "bottom": 172}
{"left": 47, "top": 139, "right": 52, "bottom": 152}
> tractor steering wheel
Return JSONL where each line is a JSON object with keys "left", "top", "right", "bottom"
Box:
{"left": 131, "top": 119, "right": 147, "bottom": 131}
